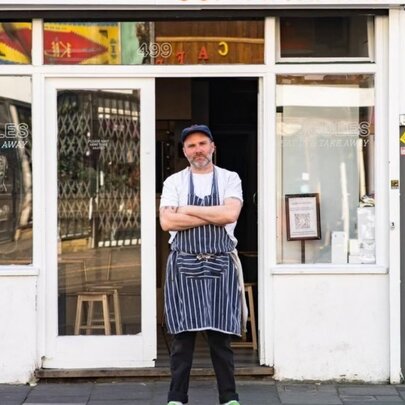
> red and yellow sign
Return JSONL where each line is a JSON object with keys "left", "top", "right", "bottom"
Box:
{"left": 0, "top": 22, "right": 120, "bottom": 65}
{"left": 0, "top": 23, "right": 32, "bottom": 64}
{"left": 43, "top": 23, "right": 120, "bottom": 64}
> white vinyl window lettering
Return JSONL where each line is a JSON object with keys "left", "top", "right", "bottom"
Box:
{"left": 276, "top": 74, "right": 375, "bottom": 265}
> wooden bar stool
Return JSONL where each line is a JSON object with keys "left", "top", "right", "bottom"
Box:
{"left": 232, "top": 282, "right": 258, "bottom": 350}
{"left": 86, "top": 286, "right": 123, "bottom": 335}
{"left": 72, "top": 251, "right": 123, "bottom": 335}
{"left": 73, "top": 289, "right": 122, "bottom": 335}
{"left": 74, "top": 292, "right": 111, "bottom": 335}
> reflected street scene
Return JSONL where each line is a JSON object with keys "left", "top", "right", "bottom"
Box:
{"left": 57, "top": 89, "right": 142, "bottom": 336}
{"left": 0, "top": 77, "right": 32, "bottom": 265}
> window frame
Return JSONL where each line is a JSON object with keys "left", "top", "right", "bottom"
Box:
{"left": 274, "top": 73, "right": 377, "bottom": 266}
{"left": 268, "top": 15, "right": 388, "bottom": 274}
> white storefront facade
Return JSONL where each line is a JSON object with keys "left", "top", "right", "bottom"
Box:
{"left": 0, "top": 0, "right": 403, "bottom": 385}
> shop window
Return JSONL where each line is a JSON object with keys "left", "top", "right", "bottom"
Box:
{"left": 43, "top": 20, "right": 264, "bottom": 65}
{"left": 0, "top": 77, "right": 32, "bottom": 265}
{"left": 279, "top": 17, "right": 373, "bottom": 60}
{"left": 276, "top": 74, "right": 375, "bottom": 265}
{"left": 0, "top": 23, "right": 32, "bottom": 64}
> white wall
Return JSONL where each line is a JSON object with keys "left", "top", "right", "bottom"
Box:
{"left": 0, "top": 276, "right": 37, "bottom": 383}
{"left": 273, "top": 274, "right": 389, "bottom": 381}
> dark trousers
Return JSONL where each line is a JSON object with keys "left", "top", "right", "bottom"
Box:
{"left": 167, "top": 330, "right": 239, "bottom": 404}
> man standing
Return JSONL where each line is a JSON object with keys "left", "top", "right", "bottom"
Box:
{"left": 160, "top": 124, "right": 245, "bottom": 405}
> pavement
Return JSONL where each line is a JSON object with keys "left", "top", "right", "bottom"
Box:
{"left": 2, "top": 379, "right": 405, "bottom": 405}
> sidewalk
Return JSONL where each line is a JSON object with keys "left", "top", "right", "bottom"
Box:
{"left": 2, "top": 379, "right": 405, "bottom": 405}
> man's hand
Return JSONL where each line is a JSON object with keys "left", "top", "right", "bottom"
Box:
{"left": 159, "top": 206, "right": 209, "bottom": 231}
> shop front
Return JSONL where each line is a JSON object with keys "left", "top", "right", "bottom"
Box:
{"left": 0, "top": 1, "right": 400, "bottom": 384}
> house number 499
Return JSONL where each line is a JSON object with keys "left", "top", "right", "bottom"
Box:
{"left": 138, "top": 42, "right": 173, "bottom": 58}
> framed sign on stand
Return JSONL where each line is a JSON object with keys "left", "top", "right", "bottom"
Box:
{"left": 285, "top": 193, "right": 321, "bottom": 263}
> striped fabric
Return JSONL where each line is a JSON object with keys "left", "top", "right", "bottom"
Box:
{"left": 164, "top": 169, "right": 241, "bottom": 336}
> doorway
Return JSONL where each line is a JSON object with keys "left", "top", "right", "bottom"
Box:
{"left": 42, "top": 77, "right": 156, "bottom": 369}
{"left": 155, "top": 77, "right": 259, "bottom": 368}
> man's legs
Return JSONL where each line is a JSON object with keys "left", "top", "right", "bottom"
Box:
{"left": 206, "top": 330, "right": 239, "bottom": 404}
{"left": 168, "top": 331, "right": 197, "bottom": 404}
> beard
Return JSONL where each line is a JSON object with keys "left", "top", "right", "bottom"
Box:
{"left": 189, "top": 153, "right": 212, "bottom": 170}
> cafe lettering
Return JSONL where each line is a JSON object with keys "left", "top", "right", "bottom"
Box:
{"left": 153, "top": 20, "right": 264, "bottom": 64}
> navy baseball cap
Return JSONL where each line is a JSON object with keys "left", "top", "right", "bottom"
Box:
{"left": 181, "top": 124, "right": 213, "bottom": 144}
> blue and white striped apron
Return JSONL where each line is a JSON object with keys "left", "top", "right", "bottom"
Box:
{"left": 164, "top": 169, "right": 241, "bottom": 336}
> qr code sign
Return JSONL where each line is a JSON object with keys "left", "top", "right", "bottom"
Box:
{"left": 294, "top": 213, "right": 310, "bottom": 229}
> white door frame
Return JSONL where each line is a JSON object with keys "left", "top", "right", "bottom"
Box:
{"left": 41, "top": 76, "right": 156, "bottom": 368}
{"left": 390, "top": 8, "right": 403, "bottom": 384}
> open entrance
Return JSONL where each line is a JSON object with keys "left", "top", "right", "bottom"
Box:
{"left": 155, "top": 77, "right": 259, "bottom": 370}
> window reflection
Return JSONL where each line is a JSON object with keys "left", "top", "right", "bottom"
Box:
{"left": 279, "top": 17, "right": 373, "bottom": 59}
{"left": 0, "top": 23, "right": 32, "bottom": 64}
{"left": 44, "top": 20, "right": 264, "bottom": 65}
{"left": 0, "top": 77, "right": 32, "bottom": 265}
{"left": 44, "top": 23, "right": 120, "bottom": 65}
{"left": 57, "top": 89, "right": 141, "bottom": 335}
{"left": 276, "top": 75, "right": 375, "bottom": 265}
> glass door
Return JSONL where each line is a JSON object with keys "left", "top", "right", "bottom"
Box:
{"left": 43, "top": 77, "right": 155, "bottom": 368}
